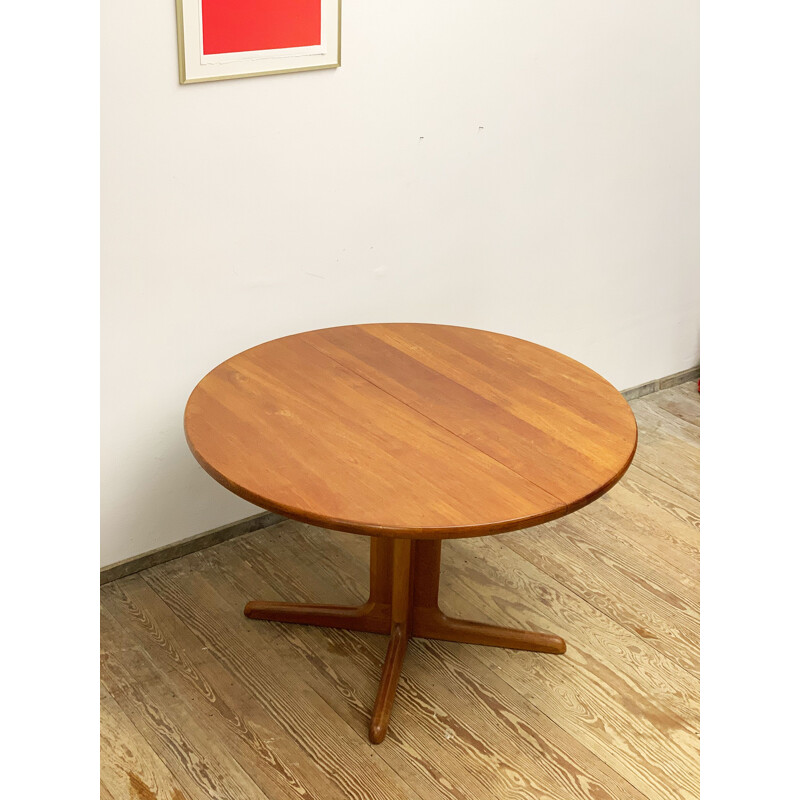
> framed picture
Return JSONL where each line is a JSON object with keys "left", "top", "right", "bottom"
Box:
{"left": 176, "top": 0, "right": 341, "bottom": 84}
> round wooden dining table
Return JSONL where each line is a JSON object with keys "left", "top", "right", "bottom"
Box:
{"left": 184, "top": 323, "right": 638, "bottom": 743}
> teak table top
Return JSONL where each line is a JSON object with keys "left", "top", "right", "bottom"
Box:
{"left": 185, "top": 323, "right": 638, "bottom": 539}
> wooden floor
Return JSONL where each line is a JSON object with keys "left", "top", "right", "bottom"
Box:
{"left": 101, "top": 382, "right": 700, "bottom": 800}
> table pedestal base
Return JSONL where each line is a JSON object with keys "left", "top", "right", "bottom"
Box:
{"left": 244, "top": 537, "right": 567, "bottom": 743}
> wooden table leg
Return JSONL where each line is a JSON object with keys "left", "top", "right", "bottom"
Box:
{"left": 243, "top": 537, "right": 392, "bottom": 634}
{"left": 410, "top": 540, "right": 567, "bottom": 654}
{"left": 244, "top": 600, "right": 391, "bottom": 633}
{"left": 413, "top": 609, "right": 566, "bottom": 653}
{"left": 369, "top": 539, "right": 412, "bottom": 743}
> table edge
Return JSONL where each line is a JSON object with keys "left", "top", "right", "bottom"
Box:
{"left": 185, "top": 421, "right": 638, "bottom": 539}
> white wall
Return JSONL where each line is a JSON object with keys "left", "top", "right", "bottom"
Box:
{"left": 101, "top": 0, "right": 699, "bottom": 566}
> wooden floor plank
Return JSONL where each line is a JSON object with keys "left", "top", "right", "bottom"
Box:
{"left": 632, "top": 394, "right": 701, "bottom": 448}
{"left": 551, "top": 497, "right": 699, "bottom": 614}
{"left": 501, "top": 521, "right": 700, "bottom": 674}
{"left": 101, "top": 683, "right": 194, "bottom": 800}
{"left": 629, "top": 402, "right": 699, "bottom": 499}
{"left": 102, "top": 576, "right": 368, "bottom": 800}
{"left": 101, "top": 606, "right": 274, "bottom": 800}
{"left": 447, "top": 531, "right": 699, "bottom": 713}
{"left": 592, "top": 465, "right": 700, "bottom": 581}
{"left": 603, "top": 464, "right": 698, "bottom": 547}
{"left": 644, "top": 383, "right": 700, "bottom": 429}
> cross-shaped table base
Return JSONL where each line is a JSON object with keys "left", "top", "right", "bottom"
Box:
{"left": 244, "top": 537, "right": 567, "bottom": 743}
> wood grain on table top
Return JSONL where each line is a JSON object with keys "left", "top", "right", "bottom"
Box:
{"left": 184, "top": 324, "right": 637, "bottom": 538}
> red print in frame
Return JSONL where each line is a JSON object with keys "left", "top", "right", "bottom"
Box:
{"left": 202, "top": 0, "right": 322, "bottom": 56}
{"left": 177, "top": 0, "right": 340, "bottom": 83}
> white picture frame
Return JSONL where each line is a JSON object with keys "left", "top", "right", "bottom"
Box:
{"left": 176, "top": 0, "right": 341, "bottom": 84}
